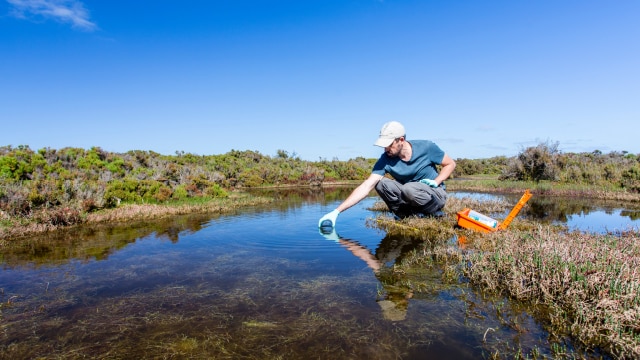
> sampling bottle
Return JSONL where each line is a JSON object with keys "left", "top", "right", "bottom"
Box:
{"left": 468, "top": 210, "right": 498, "bottom": 228}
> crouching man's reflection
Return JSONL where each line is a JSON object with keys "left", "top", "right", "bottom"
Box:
{"left": 319, "top": 227, "right": 423, "bottom": 321}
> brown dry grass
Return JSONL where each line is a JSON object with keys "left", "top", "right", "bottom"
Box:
{"left": 0, "top": 192, "right": 272, "bottom": 241}
{"left": 369, "top": 192, "right": 640, "bottom": 358}
{"left": 466, "top": 227, "right": 640, "bottom": 359}
{"left": 367, "top": 195, "right": 516, "bottom": 242}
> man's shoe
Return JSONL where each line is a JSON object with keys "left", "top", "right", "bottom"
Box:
{"left": 392, "top": 210, "right": 413, "bottom": 220}
{"left": 423, "top": 210, "right": 445, "bottom": 218}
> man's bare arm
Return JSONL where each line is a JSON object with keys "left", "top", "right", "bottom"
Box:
{"left": 434, "top": 154, "right": 456, "bottom": 186}
{"left": 336, "top": 173, "right": 383, "bottom": 213}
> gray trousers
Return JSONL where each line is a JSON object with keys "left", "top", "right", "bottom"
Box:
{"left": 375, "top": 177, "right": 447, "bottom": 217}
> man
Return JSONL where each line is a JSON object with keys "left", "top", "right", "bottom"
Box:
{"left": 318, "top": 121, "right": 456, "bottom": 228}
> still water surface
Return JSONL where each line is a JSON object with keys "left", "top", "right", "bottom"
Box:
{"left": 1, "top": 189, "right": 639, "bottom": 359}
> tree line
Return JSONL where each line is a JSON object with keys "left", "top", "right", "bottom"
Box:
{"left": 0, "top": 145, "right": 373, "bottom": 222}
{"left": 1, "top": 142, "right": 639, "bottom": 225}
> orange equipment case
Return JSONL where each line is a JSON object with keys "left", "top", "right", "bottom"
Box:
{"left": 456, "top": 190, "right": 532, "bottom": 233}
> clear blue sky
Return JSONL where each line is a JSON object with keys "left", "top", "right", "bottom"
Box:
{"left": 2, "top": 0, "right": 638, "bottom": 161}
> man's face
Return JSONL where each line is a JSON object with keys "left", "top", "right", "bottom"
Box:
{"left": 384, "top": 138, "right": 403, "bottom": 157}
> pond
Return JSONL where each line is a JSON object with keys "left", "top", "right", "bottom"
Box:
{"left": 1, "top": 188, "right": 639, "bottom": 359}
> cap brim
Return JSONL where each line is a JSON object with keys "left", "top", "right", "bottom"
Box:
{"left": 374, "top": 137, "right": 395, "bottom": 147}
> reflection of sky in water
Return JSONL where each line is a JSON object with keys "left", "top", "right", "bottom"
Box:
{"left": 451, "top": 191, "right": 508, "bottom": 202}
{"left": 566, "top": 209, "right": 640, "bottom": 233}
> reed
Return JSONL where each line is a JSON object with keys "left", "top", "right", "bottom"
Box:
{"left": 371, "top": 193, "right": 640, "bottom": 358}
{"left": 465, "top": 227, "right": 640, "bottom": 359}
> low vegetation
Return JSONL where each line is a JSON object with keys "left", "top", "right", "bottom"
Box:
{"left": 2, "top": 140, "right": 640, "bottom": 239}
{"left": 467, "top": 227, "right": 640, "bottom": 359}
{"left": 2, "top": 141, "right": 639, "bottom": 238}
{"left": 371, "top": 193, "right": 640, "bottom": 359}
{"left": 0, "top": 145, "right": 373, "bottom": 238}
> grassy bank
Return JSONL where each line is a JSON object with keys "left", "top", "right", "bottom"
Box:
{"left": 0, "top": 191, "right": 273, "bottom": 241}
{"left": 467, "top": 227, "right": 640, "bottom": 359}
{"left": 371, "top": 193, "right": 640, "bottom": 358}
{"left": 4, "top": 177, "right": 639, "bottom": 241}
{"left": 447, "top": 175, "right": 640, "bottom": 203}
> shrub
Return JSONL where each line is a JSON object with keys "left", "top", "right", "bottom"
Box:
{"left": 35, "top": 207, "right": 83, "bottom": 226}
{"left": 621, "top": 166, "right": 640, "bottom": 193}
{"left": 0, "top": 155, "right": 18, "bottom": 179}
{"left": 81, "top": 198, "right": 100, "bottom": 212}
{"left": 501, "top": 141, "right": 559, "bottom": 182}
{"left": 105, "top": 157, "right": 126, "bottom": 175}
{"left": 29, "top": 179, "right": 63, "bottom": 207}
{"left": 77, "top": 147, "right": 106, "bottom": 170}
{"left": 172, "top": 184, "right": 189, "bottom": 200}
{"left": 0, "top": 182, "right": 31, "bottom": 216}
{"left": 104, "top": 179, "right": 143, "bottom": 206}
{"left": 204, "top": 183, "right": 228, "bottom": 198}
{"left": 154, "top": 185, "right": 173, "bottom": 202}
{"left": 237, "top": 168, "right": 264, "bottom": 187}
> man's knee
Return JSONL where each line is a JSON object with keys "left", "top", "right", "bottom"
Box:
{"left": 375, "top": 177, "right": 398, "bottom": 197}
{"left": 401, "top": 182, "right": 429, "bottom": 205}
{"left": 375, "top": 177, "right": 391, "bottom": 189}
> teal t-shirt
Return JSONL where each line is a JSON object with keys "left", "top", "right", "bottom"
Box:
{"left": 372, "top": 140, "right": 445, "bottom": 184}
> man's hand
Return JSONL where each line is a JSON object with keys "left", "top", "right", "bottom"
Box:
{"left": 318, "top": 209, "right": 340, "bottom": 228}
{"left": 419, "top": 179, "right": 438, "bottom": 187}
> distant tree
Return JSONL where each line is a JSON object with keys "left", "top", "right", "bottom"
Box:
{"left": 276, "top": 149, "right": 289, "bottom": 159}
{"left": 501, "top": 141, "right": 560, "bottom": 182}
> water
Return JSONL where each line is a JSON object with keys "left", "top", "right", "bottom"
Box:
{"left": 1, "top": 189, "right": 638, "bottom": 359}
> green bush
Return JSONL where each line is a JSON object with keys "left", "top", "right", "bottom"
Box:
{"left": 237, "top": 168, "right": 264, "bottom": 187}
{"left": 204, "top": 183, "right": 228, "bottom": 198}
{"left": 104, "top": 179, "right": 143, "bottom": 206}
{"left": 77, "top": 148, "right": 104, "bottom": 170}
{"left": 172, "top": 184, "right": 189, "bottom": 200}
{"left": 621, "top": 166, "right": 640, "bottom": 193}
{"left": 0, "top": 155, "right": 18, "bottom": 179}
{"left": 105, "top": 157, "right": 126, "bottom": 175}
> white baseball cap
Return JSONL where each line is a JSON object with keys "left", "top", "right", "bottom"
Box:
{"left": 374, "top": 121, "right": 405, "bottom": 147}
